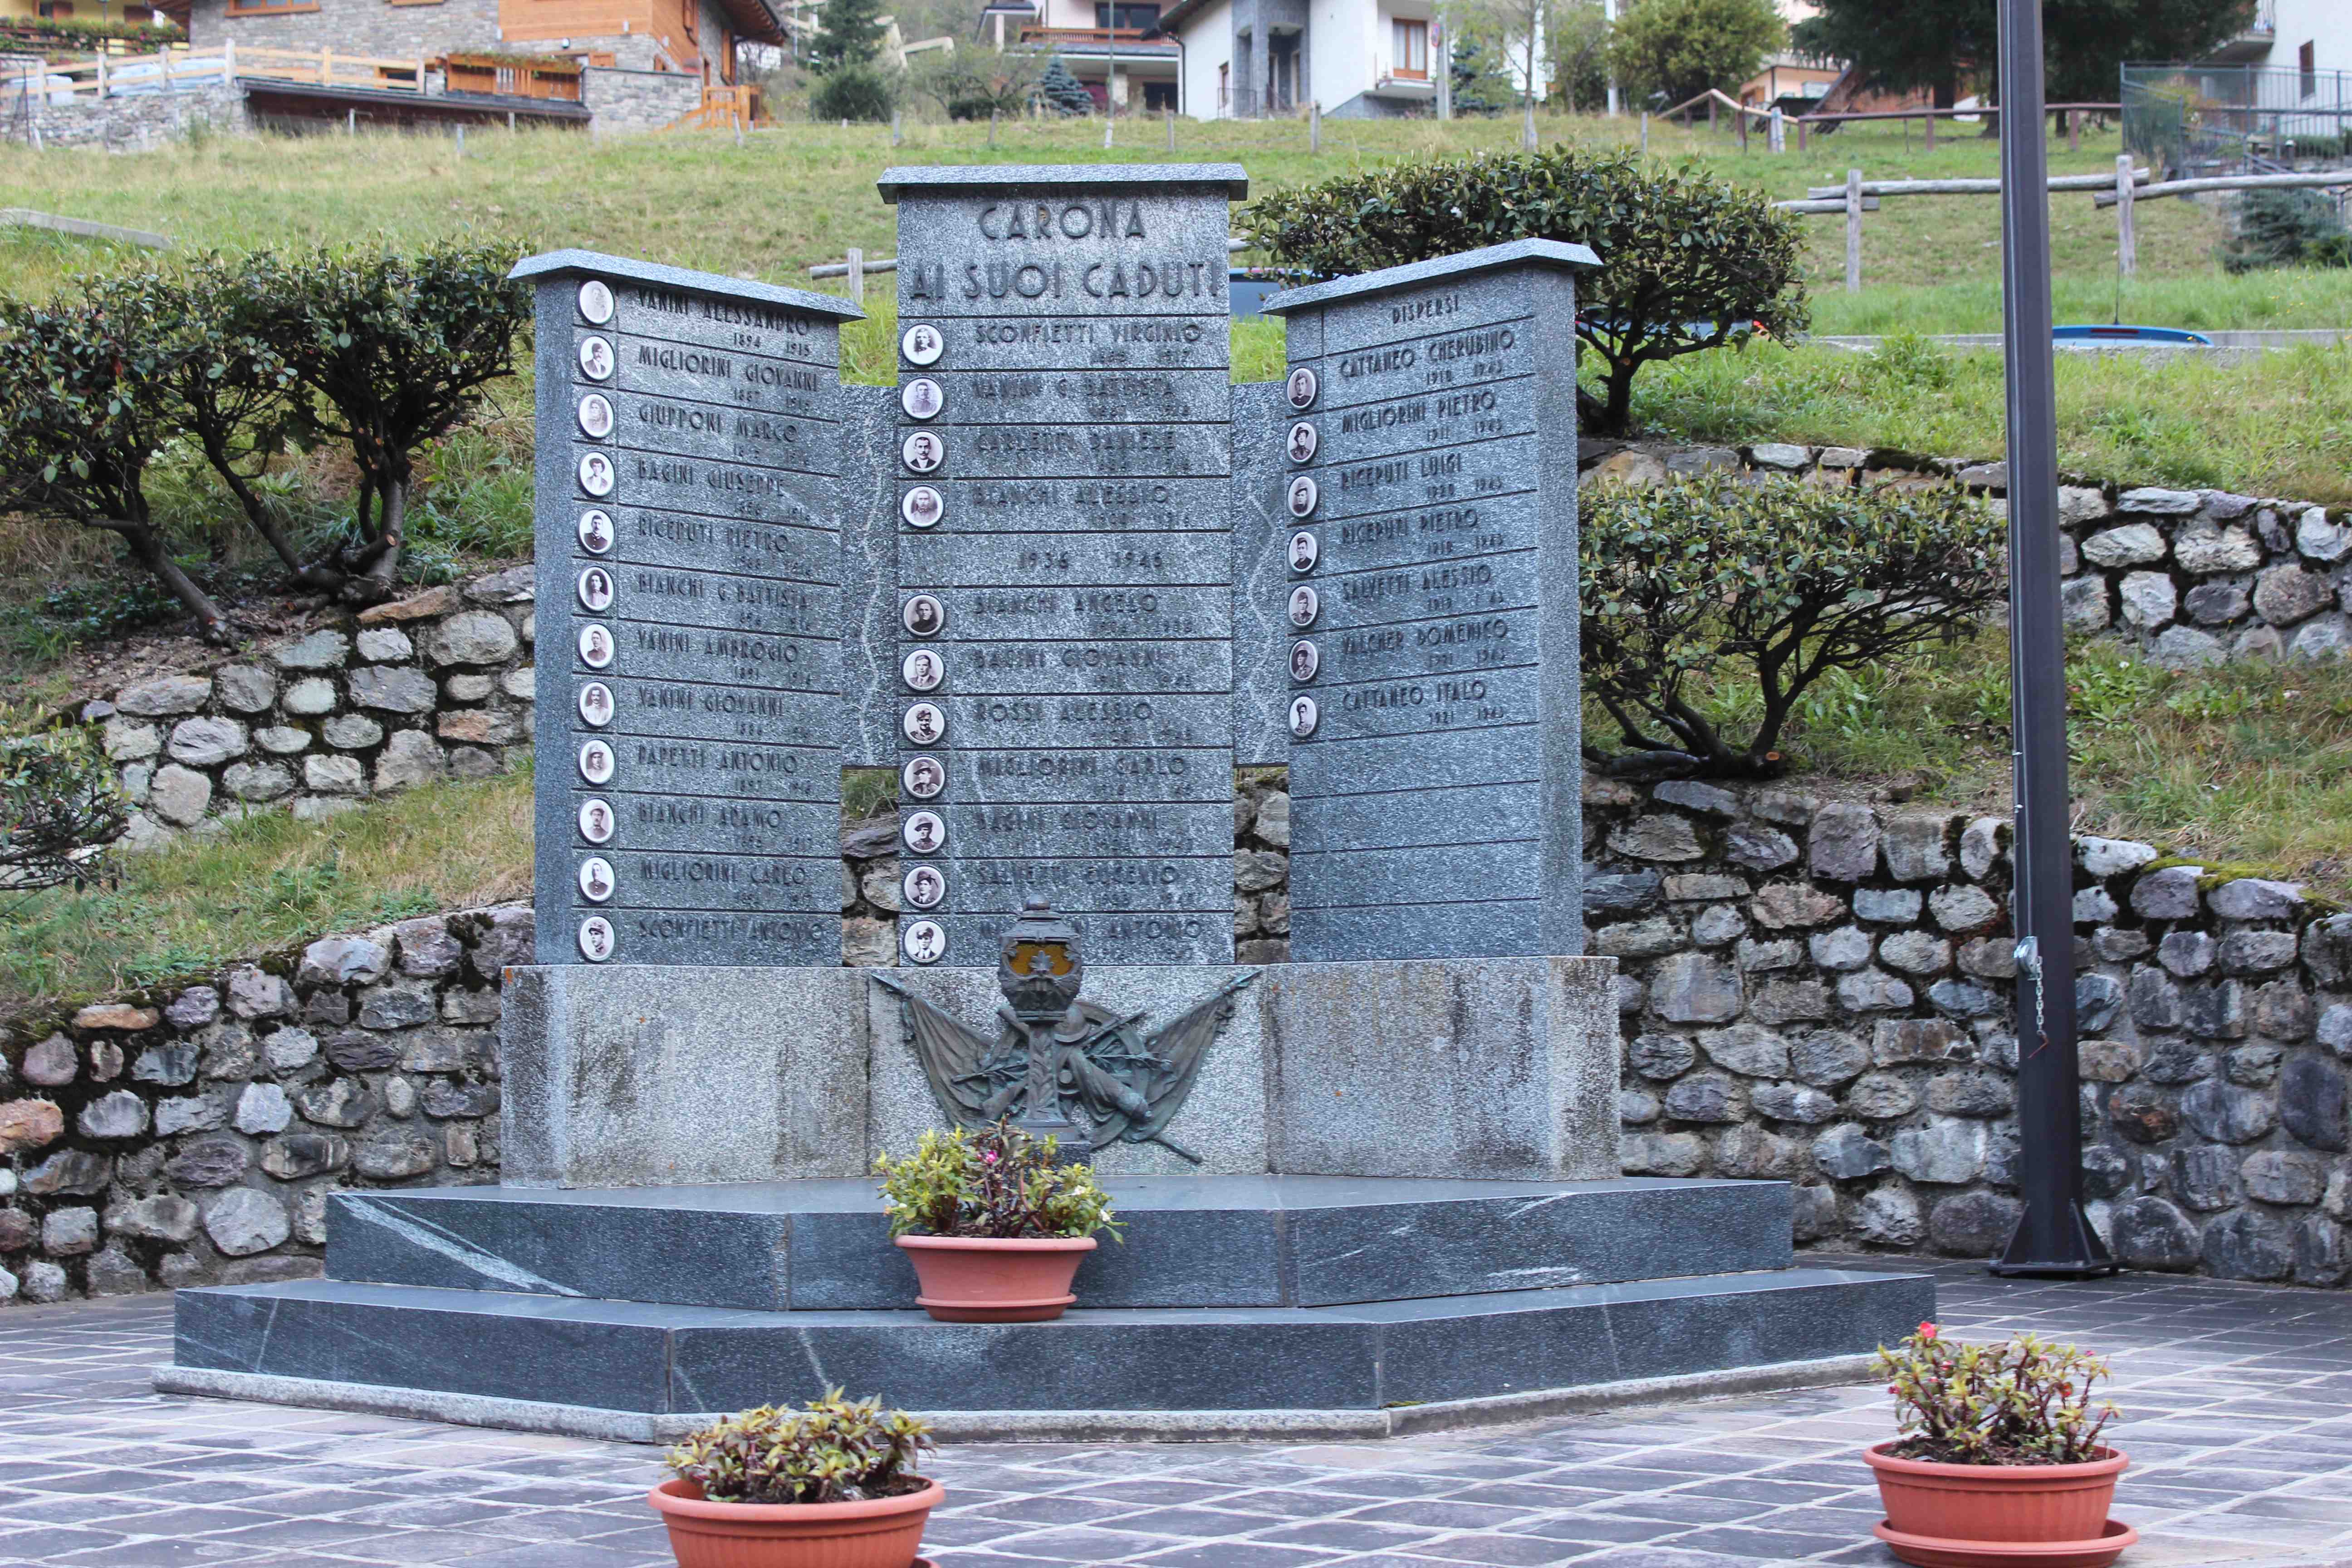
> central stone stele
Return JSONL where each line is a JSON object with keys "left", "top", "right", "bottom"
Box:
{"left": 159, "top": 164, "right": 1931, "bottom": 1440}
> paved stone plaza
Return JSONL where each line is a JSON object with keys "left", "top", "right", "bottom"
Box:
{"left": 0, "top": 1259, "right": 2341, "bottom": 1568}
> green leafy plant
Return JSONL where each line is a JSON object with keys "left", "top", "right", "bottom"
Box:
{"left": 1239, "top": 148, "right": 1808, "bottom": 433}
{"left": 0, "top": 704, "right": 126, "bottom": 906}
{"left": 915, "top": 51, "right": 1041, "bottom": 121}
{"left": 2222, "top": 188, "right": 2352, "bottom": 275}
{"left": 666, "top": 1391, "right": 933, "bottom": 1505}
{"left": 1580, "top": 471, "right": 2006, "bottom": 778}
{"left": 1875, "top": 1323, "right": 2119, "bottom": 1466}
{"left": 873, "top": 1121, "right": 1122, "bottom": 1241}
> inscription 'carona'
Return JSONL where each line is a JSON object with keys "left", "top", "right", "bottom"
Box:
{"left": 975, "top": 201, "right": 1149, "bottom": 241}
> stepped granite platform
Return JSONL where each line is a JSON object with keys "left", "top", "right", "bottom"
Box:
{"left": 161, "top": 1176, "right": 1935, "bottom": 1441}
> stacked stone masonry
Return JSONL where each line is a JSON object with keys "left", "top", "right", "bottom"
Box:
{"left": 9, "top": 80, "right": 249, "bottom": 151}
{"left": 91, "top": 567, "right": 534, "bottom": 846}
{"left": 1588, "top": 441, "right": 2352, "bottom": 667}
{"left": 0, "top": 907, "right": 527, "bottom": 1306}
{"left": 1580, "top": 778, "right": 2350, "bottom": 1287}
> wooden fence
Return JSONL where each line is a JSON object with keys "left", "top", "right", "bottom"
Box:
{"left": 1779, "top": 159, "right": 2352, "bottom": 287}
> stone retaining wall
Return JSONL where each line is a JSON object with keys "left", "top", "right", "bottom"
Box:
{"left": 0, "top": 907, "right": 525, "bottom": 1305}
{"left": 91, "top": 568, "right": 534, "bottom": 848}
{"left": 7, "top": 79, "right": 248, "bottom": 151}
{"left": 1574, "top": 778, "right": 2349, "bottom": 1286}
{"left": 1589, "top": 441, "right": 2351, "bottom": 666}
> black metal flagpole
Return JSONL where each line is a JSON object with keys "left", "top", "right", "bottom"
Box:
{"left": 1990, "top": 0, "right": 2117, "bottom": 1278}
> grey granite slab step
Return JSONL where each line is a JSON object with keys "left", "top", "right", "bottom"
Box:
{"left": 172, "top": 1264, "right": 1931, "bottom": 1426}
{"left": 325, "top": 1175, "right": 1799, "bottom": 1311}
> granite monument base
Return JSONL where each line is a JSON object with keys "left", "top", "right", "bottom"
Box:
{"left": 164, "top": 1174, "right": 1935, "bottom": 1441}
{"left": 501, "top": 956, "right": 1622, "bottom": 1187}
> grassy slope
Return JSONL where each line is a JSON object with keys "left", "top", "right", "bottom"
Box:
{"left": 0, "top": 769, "right": 531, "bottom": 1023}
{"left": 0, "top": 112, "right": 2341, "bottom": 320}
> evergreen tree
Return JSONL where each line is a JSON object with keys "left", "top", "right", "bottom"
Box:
{"left": 809, "top": 0, "right": 887, "bottom": 73}
{"left": 1036, "top": 54, "right": 1096, "bottom": 115}
{"left": 1447, "top": 30, "right": 1509, "bottom": 116}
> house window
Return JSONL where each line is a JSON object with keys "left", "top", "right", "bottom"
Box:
{"left": 226, "top": 0, "right": 320, "bottom": 14}
{"left": 37, "top": 1, "right": 75, "bottom": 16}
{"left": 1218, "top": 60, "right": 1228, "bottom": 111}
{"left": 1143, "top": 78, "right": 1175, "bottom": 111}
{"left": 2300, "top": 39, "right": 2317, "bottom": 99}
{"left": 1093, "top": 2, "right": 1159, "bottom": 29}
{"left": 1392, "top": 18, "right": 1428, "bottom": 80}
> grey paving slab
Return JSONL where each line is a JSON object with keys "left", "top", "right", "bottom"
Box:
{"left": 1, "top": 1261, "right": 2351, "bottom": 1565}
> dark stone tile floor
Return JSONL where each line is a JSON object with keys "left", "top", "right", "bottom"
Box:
{"left": 0, "top": 1259, "right": 2344, "bottom": 1566}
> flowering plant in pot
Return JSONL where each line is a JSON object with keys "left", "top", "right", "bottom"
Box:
{"left": 874, "top": 1120, "right": 1121, "bottom": 1322}
{"left": 1865, "top": 1323, "right": 2134, "bottom": 1568}
{"left": 648, "top": 1389, "right": 941, "bottom": 1568}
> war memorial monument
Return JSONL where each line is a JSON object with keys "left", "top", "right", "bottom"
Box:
{"left": 162, "top": 165, "right": 1931, "bottom": 1439}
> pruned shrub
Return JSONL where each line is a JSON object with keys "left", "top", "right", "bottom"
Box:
{"left": 0, "top": 242, "right": 526, "bottom": 629}
{"left": 1238, "top": 147, "right": 1808, "bottom": 434}
{"left": 0, "top": 286, "right": 235, "bottom": 640}
{"left": 810, "top": 63, "right": 897, "bottom": 123}
{"left": 1580, "top": 471, "right": 2006, "bottom": 779}
{"left": 242, "top": 240, "right": 529, "bottom": 602}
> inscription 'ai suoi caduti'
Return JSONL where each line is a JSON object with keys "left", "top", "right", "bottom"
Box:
{"left": 906, "top": 259, "right": 1225, "bottom": 304}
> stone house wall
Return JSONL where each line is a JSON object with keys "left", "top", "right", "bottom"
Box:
{"left": 583, "top": 64, "right": 706, "bottom": 133}
{"left": 89, "top": 568, "right": 535, "bottom": 848}
{"left": 1591, "top": 441, "right": 2351, "bottom": 667}
{"left": 185, "top": 0, "right": 502, "bottom": 61}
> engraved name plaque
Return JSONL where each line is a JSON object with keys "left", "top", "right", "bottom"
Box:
{"left": 1264, "top": 240, "right": 1598, "bottom": 961}
{"left": 877, "top": 165, "right": 1249, "bottom": 966}
{"left": 515, "top": 251, "right": 863, "bottom": 966}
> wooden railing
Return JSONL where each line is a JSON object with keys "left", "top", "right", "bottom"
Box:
{"left": 4, "top": 42, "right": 436, "bottom": 99}
{"left": 1017, "top": 26, "right": 1168, "bottom": 47}
{"left": 5, "top": 44, "right": 223, "bottom": 100}
{"left": 233, "top": 44, "right": 431, "bottom": 91}
{"left": 664, "top": 82, "right": 760, "bottom": 132}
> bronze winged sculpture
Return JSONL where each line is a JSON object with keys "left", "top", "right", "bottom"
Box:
{"left": 868, "top": 897, "right": 1258, "bottom": 1164}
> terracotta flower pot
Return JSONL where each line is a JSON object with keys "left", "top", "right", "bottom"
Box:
{"left": 1866, "top": 1443, "right": 2134, "bottom": 1568}
{"left": 894, "top": 1233, "right": 1098, "bottom": 1322}
{"left": 646, "top": 1476, "right": 942, "bottom": 1568}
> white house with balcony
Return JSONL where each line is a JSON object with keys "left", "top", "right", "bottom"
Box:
{"left": 995, "top": 0, "right": 1441, "bottom": 119}
{"left": 2203, "top": 0, "right": 2352, "bottom": 79}
{"left": 985, "top": 0, "right": 1182, "bottom": 112}
{"left": 1163, "top": 0, "right": 1439, "bottom": 119}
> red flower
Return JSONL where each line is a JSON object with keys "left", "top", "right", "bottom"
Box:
{"left": 1917, "top": 1322, "right": 1939, "bottom": 1341}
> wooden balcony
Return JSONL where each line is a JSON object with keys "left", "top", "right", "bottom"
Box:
{"left": 443, "top": 52, "right": 583, "bottom": 101}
